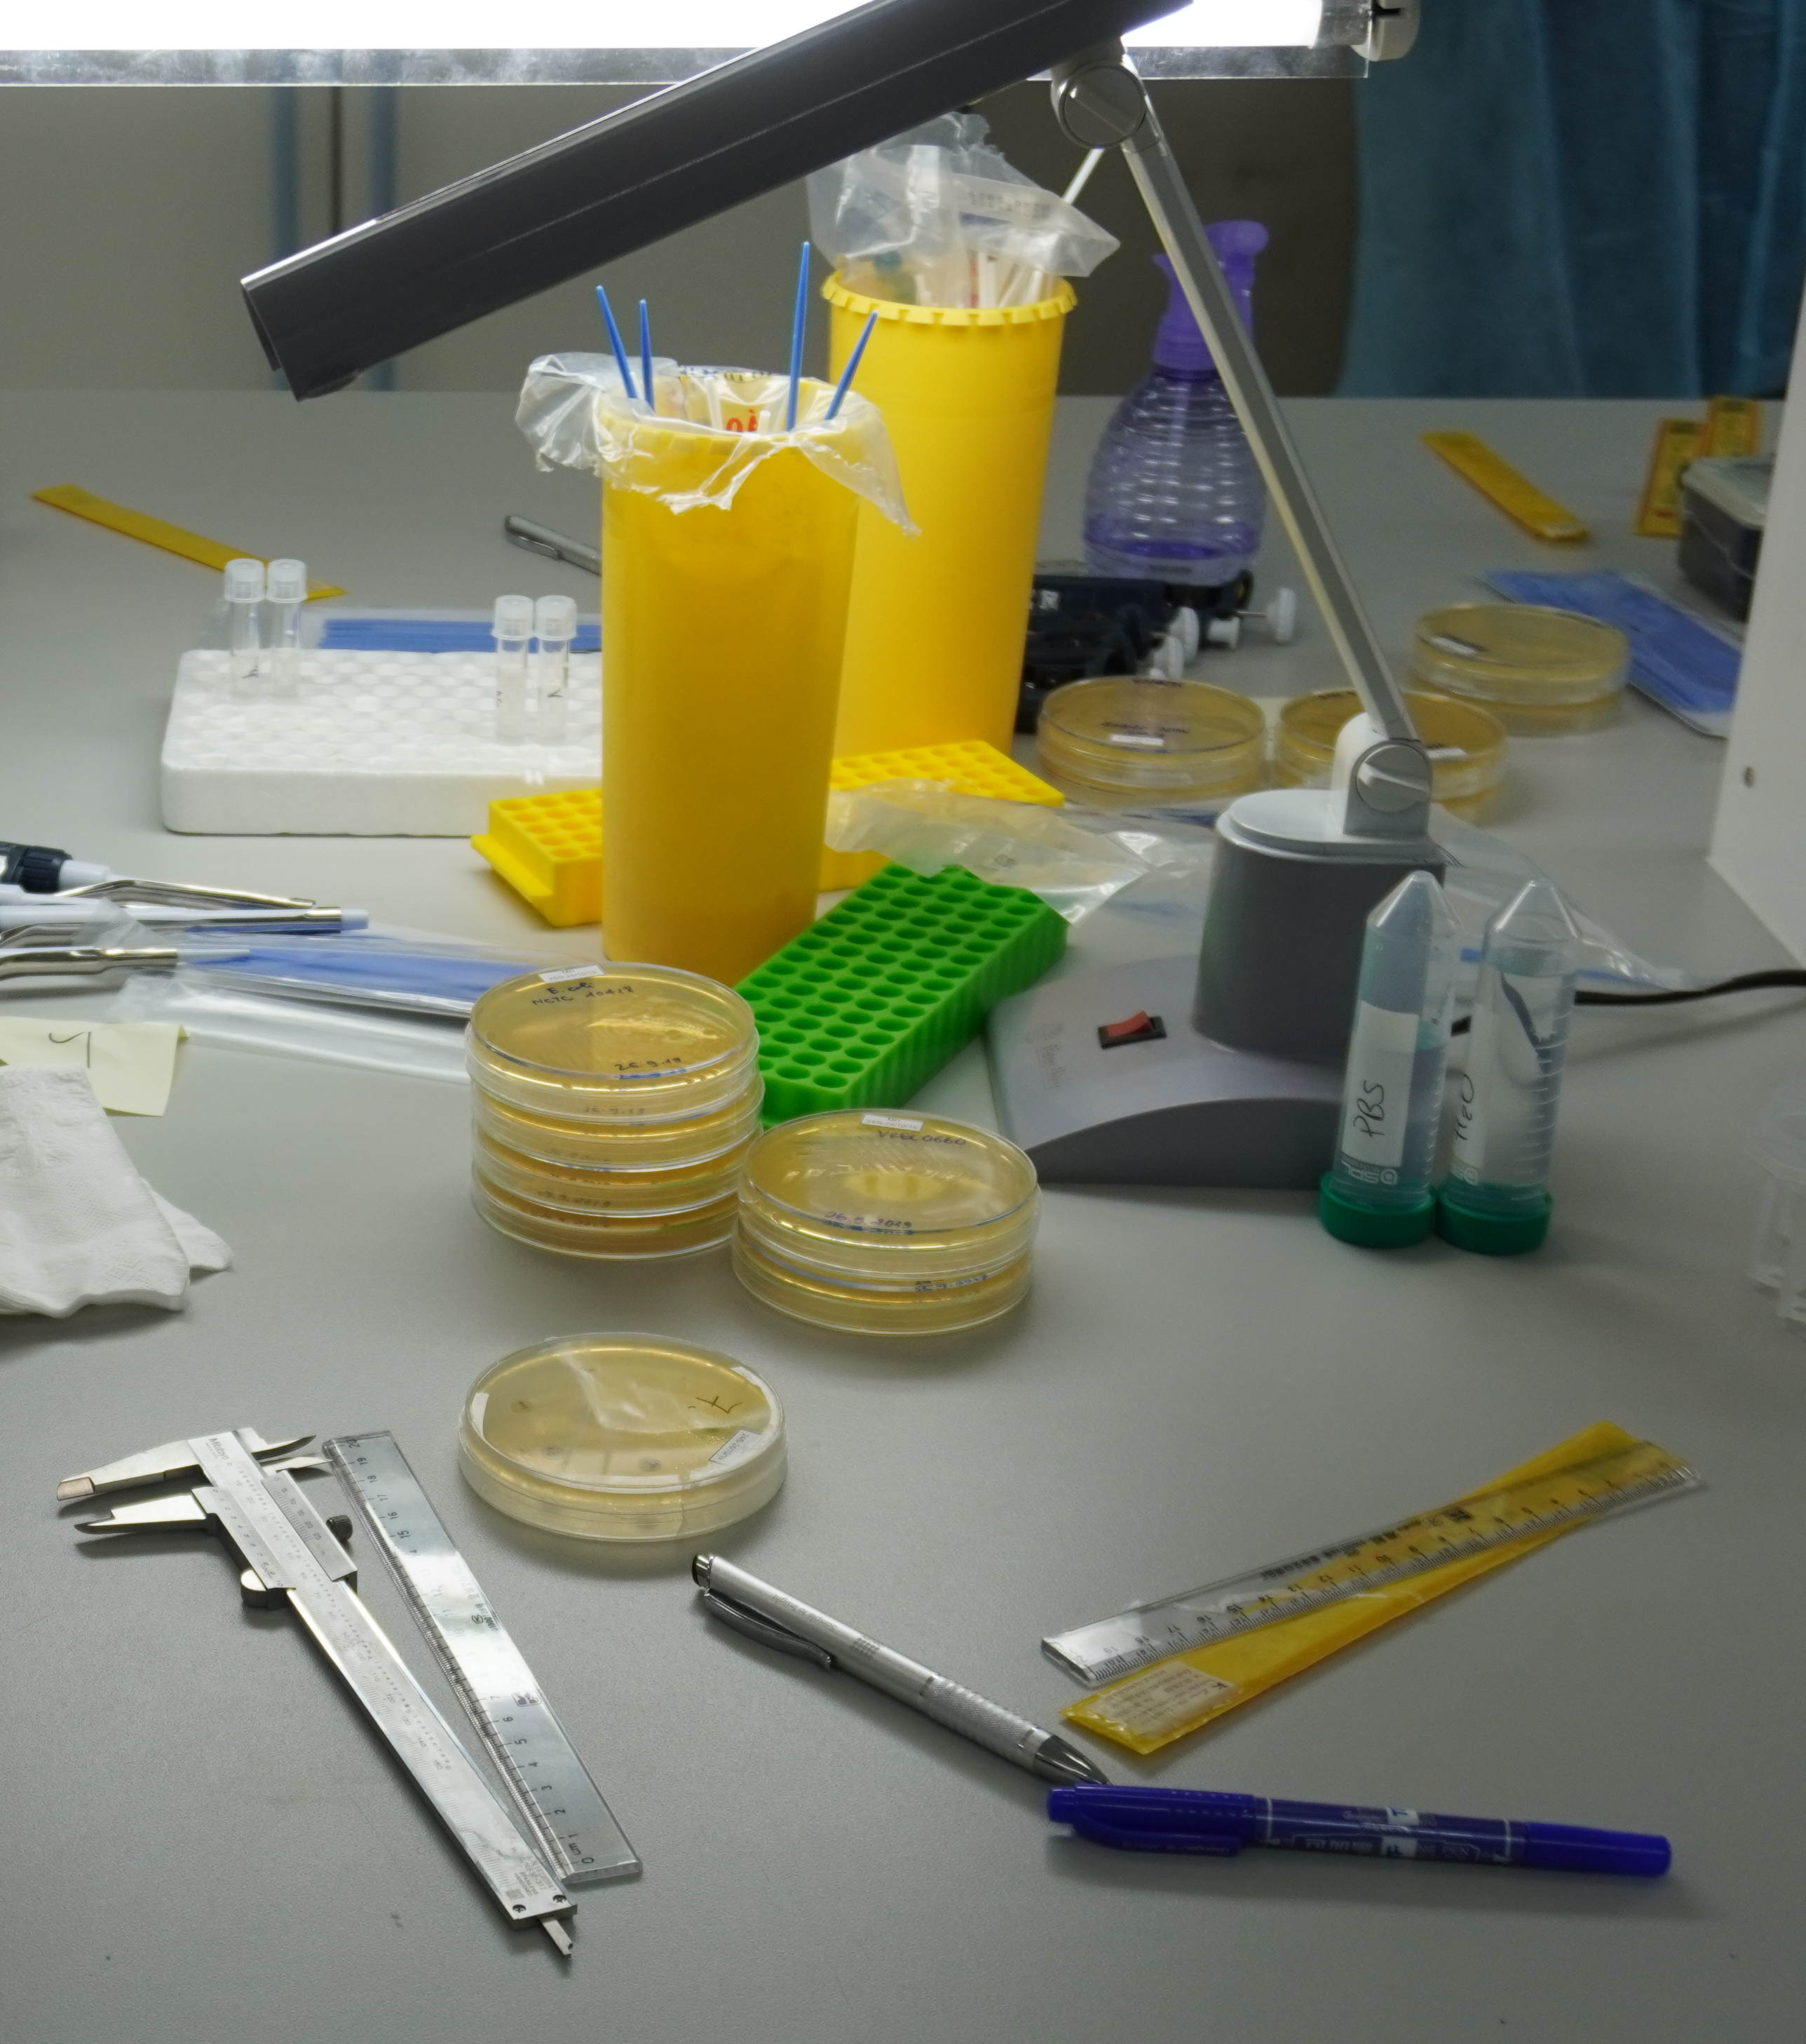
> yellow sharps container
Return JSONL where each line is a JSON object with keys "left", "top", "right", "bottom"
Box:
{"left": 825, "top": 275, "right": 1073, "bottom": 758}
{"left": 600, "top": 371, "right": 902, "bottom": 986}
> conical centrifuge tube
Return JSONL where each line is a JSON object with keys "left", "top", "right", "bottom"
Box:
{"left": 224, "top": 557, "right": 265, "bottom": 697}
{"left": 1437, "top": 875, "right": 1581, "bottom": 1255}
{"left": 1319, "top": 868, "right": 1460, "bottom": 1247}
{"left": 493, "top": 594, "right": 532, "bottom": 743}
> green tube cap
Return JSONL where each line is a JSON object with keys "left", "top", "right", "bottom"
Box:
{"left": 1318, "top": 1176, "right": 1435, "bottom": 1248}
{"left": 1434, "top": 1184, "right": 1553, "bottom": 1255}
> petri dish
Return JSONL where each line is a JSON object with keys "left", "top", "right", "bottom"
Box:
{"left": 467, "top": 963, "right": 760, "bottom": 1122}
{"left": 1036, "top": 676, "right": 1266, "bottom": 809}
{"left": 1274, "top": 688, "right": 1508, "bottom": 817}
{"left": 459, "top": 1332, "right": 785, "bottom": 1541}
{"left": 471, "top": 1081, "right": 765, "bottom": 1172}
{"left": 1409, "top": 604, "right": 1627, "bottom": 735}
{"left": 734, "top": 1110, "right": 1039, "bottom": 1333}
{"left": 732, "top": 1229, "right": 1033, "bottom": 1337}
{"left": 473, "top": 1124, "right": 753, "bottom": 1217}
{"left": 472, "top": 1171, "right": 738, "bottom": 1259}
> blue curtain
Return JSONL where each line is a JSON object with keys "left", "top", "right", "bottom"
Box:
{"left": 1338, "top": 0, "right": 1806, "bottom": 396}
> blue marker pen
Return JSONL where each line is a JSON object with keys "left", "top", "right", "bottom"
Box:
{"left": 1048, "top": 1786, "right": 1669, "bottom": 1877}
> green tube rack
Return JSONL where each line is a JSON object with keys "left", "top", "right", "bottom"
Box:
{"left": 736, "top": 864, "right": 1067, "bottom": 1125}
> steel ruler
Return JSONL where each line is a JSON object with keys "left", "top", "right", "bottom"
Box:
{"left": 64, "top": 1426, "right": 578, "bottom": 1954}
{"left": 324, "top": 1431, "right": 638, "bottom": 1888}
{"left": 1044, "top": 1435, "right": 1699, "bottom": 1686}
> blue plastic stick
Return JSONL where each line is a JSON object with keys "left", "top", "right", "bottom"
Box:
{"left": 639, "top": 299, "right": 654, "bottom": 416}
{"left": 825, "top": 310, "right": 879, "bottom": 421}
{"left": 595, "top": 285, "right": 638, "bottom": 402}
{"left": 787, "top": 240, "right": 811, "bottom": 431}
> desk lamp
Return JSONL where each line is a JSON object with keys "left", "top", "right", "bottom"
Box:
{"left": 235, "top": 0, "right": 1429, "bottom": 1190}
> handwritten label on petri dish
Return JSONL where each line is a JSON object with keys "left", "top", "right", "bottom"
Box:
{"left": 1106, "top": 731, "right": 1165, "bottom": 749}
{"left": 707, "top": 1429, "right": 762, "bottom": 1466}
{"left": 540, "top": 964, "right": 602, "bottom": 985}
{"left": 862, "top": 1112, "right": 923, "bottom": 1131}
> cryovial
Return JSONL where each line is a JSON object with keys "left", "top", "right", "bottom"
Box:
{"left": 224, "top": 557, "right": 265, "bottom": 697}
{"left": 1319, "top": 869, "right": 1460, "bottom": 1247}
{"left": 266, "top": 558, "right": 306, "bottom": 697}
{"left": 1438, "top": 875, "right": 1580, "bottom": 1255}
{"left": 535, "top": 594, "right": 576, "bottom": 742}
{"left": 494, "top": 594, "right": 532, "bottom": 743}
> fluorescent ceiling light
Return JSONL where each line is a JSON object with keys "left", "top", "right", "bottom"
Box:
{"left": 13, "top": 0, "right": 1322, "bottom": 53}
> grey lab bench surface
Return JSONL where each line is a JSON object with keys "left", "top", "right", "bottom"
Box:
{"left": 0, "top": 391, "right": 1800, "bottom": 2043}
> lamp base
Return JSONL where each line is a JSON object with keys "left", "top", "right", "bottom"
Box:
{"left": 985, "top": 954, "right": 1342, "bottom": 1189}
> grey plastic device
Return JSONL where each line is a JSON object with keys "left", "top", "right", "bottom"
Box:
{"left": 986, "top": 791, "right": 1444, "bottom": 1190}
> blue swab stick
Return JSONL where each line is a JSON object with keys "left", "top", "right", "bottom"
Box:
{"left": 787, "top": 240, "right": 811, "bottom": 431}
{"left": 595, "top": 285, "right": 638, "bottom": 402}
{"left": 826, "top": 311, "right": 879, "bottom": 421}
{"left": 639, "top": 299, "right": 654, "bottom": 416}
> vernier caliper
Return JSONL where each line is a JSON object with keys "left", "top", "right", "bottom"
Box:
{"left": 60, "top": 1426, "right": 577, "bottom": 1955}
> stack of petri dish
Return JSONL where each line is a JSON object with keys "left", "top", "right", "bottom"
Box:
{"left": 466, "top": 963, "right": 762, "bottom": 1258}
{"left": 733, "top": 1108, "right": 1040, "bottom": 1335}
{"left": 1036, "top": 675, "right": 1267, "bottom": 815}
{"left": 1275, "top": 687, "right": 1509, "bottom": 817}
{"left": 1410, "top": 604, "right": 1628, "bottom": 734}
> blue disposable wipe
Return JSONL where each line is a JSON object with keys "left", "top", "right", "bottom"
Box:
{"left": 1483, "top": 569, "right": 1739, "bottom": 734}
{"left": 184, "top": 939, "right": 534, "bottom": 1015}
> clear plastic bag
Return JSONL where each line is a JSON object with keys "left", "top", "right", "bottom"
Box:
{"left": 808, "top": 113, "right": 1119, "bottom": 308}
{"left": 110, "top": 971, "right": 470, "bottom": 1084}
{"left": 824, "top": 780, "right": 1214, "bottom": 923}
{"left": 518, "top": 355, "right": 913, "bottom": 526}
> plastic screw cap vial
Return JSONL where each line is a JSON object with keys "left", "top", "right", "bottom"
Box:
{"left": 493, "top": 594, "right": 533, "bottom": 743}
{"left": 535, "top": 594, "right": 577, "bottom": 743}
{"left": 265, "top": 558, "right": 306, "bottom": 698}
{"left": 223, "top": 557, "right": 265, "bottom": 696}
{"left": 1319, "top": 869, "right": 1460, "bottom": 1247}
{"left": 1437, "top": 875, "right": 1581, "bottom": 1255}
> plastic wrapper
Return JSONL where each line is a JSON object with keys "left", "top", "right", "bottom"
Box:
{"left": 111, "top": 972, "right": 470, "bottom": 1084}
{"left": 808, "top": 113, "right": 1118, "bottom": 308}
{"left": 823, "top": 779, "right": 1683, "bottom": 995}
{"left": 518, "top": 356, "right": 913, "bottom": 526}
{"left": 824, "top": 779, "right": 1214, "bottom": 923}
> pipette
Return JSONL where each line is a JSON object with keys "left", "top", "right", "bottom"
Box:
{"left": 266, "top": 557, "right": 306, "bottom": 697}
{"left": 534, "top": 594, "right": 576, "bottom": 743}
{"left": 1319, "top": 869, "right": 1460, "bottom": 1247}
{"left": 494, "top": 594, "right": 532, "bottom": 742}
{"left": 224, "top": 556, "right": 265, "bottom": 696}
{"left": 1438, "top": 875, "right": 1581, "bottom": 1254}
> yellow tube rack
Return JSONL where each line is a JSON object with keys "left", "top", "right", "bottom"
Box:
{"left": 471, "top": 739, "right": 1064, "bottom": 928}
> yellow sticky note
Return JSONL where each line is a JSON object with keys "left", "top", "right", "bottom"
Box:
{"left": 1064, "top": 1422, "right": 1673, "bottom": 1756}
{"left": 0, "top": 1019, "right": 184, "bottom": 1115}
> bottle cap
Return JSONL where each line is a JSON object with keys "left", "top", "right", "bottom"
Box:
{"left": 536, "top": 594, "right": 578, "bottom": 641}
{"left": 1434, "top": 1184, "right": 1553, "bottom": 1255}
{"left": 1319, "top": 1176, "right": 1436, "bottom": 1248}
{"left": 493, "top": 594, "right": 534, "bottom": 641}
{"left": 1153, "top": 221, "right": 1268, "bottom": 374}
{"left": 265, "top": 558, "right": 306, "bottom": 603}
{"left": 223, "top": 557, "right": 265, "bottom": 603}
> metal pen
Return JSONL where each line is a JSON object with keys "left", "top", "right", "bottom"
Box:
{"left": 693, "top": 1555, "right": 1110, "bottom": 1787}
{"left": 503, "top": 515, "right": 600, "bottom": 577}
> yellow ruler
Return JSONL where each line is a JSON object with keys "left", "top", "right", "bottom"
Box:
{"left": 1420, "top": 430, "right": 1590, "bottom": 543}
{"left": 33, "top": 484, "right": 344, "bottom": 599}
{"left": 1634, "top": 396, "right": 1763, "bottom": 538}
{"left": 1053, "top": 1421, "right": 1698, "bottom": 1755}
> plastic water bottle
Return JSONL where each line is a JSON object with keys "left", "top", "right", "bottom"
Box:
{"left": 1082, "top": 222, "right": 1268, "bottom": 590}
